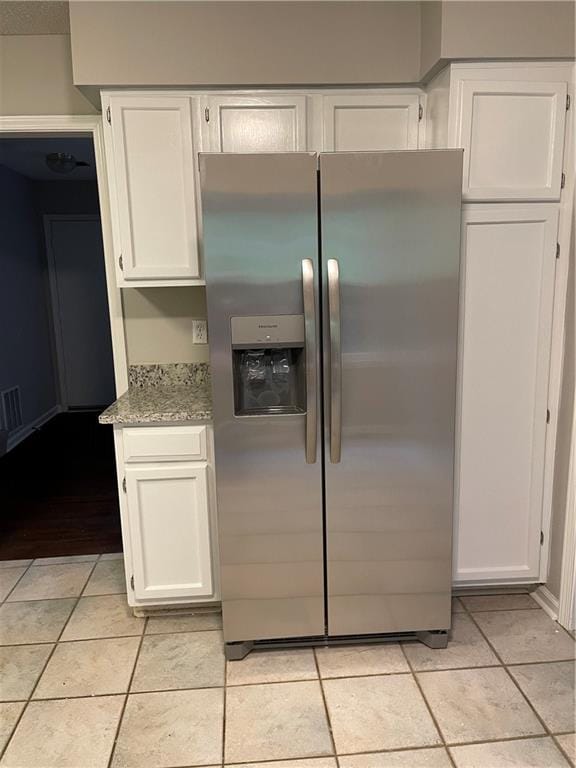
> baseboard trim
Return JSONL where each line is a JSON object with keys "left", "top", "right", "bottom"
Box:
{"left": 453, "top": 584, "right": 537, "bottom": 597}
{"left": 532, "top": 585, "right": 560, "bottom": 620}
{"left": 6, "top": 405, "right": 62, "bottom": 452}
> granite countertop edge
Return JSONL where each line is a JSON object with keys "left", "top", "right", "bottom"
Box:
{"left": 98, "top": 383, "right": 213, "bottom": 426}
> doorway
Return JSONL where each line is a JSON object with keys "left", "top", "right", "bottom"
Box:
{"left": 0, "top": 134, "right": 122, "bottom": 558}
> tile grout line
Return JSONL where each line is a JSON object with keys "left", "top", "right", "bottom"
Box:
{"left": 29, "top": 558, "right": 100, "bottom": 567}
{"left": 551, "top": 734, "right": 576, "bottom": 767}
{"left": 312, "top": 647, "right": 340, "bottom": 768}
{"left": 461, "top": 599, "right": 559, "bottom": 745}
{"left": 2, "top": 592, "right": 127, "bottom": 605}
{"left": 227, "top": 734, "right": 573, "bottom": 765}
{"left": 221, "top": 663, "right": 227, "bottom": 768}
{"left": 0, "top": 560, "right": 34, "bottom": 604}
{"left": 6, "top": 684, "right": 222, "bottom": 705}
{"left": 398, "top": 640, "right": 457, "bottom": 768}
{"left": 0, "top": 619, "right": 222, "bottom": 650}
{"left": 228, "top": 669, "right": 411, "bottom": 687}
{"left": 0, "top": 557, "right": 99, "bottom": 763}
{"left": 332, "top": 733, "right": 562, "bottom": 760}
{"left": 0, "top": 631, "right": 143, "bottom": 648}
{"left": 106, "top": 616, "right": 148, "bottom": 768}
{"left": 459, "top": 598, "right": 576, "bottom": 641}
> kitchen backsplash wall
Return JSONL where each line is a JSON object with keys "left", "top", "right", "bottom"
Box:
{"left": 123, "top": 286, "right": 209, "bottom": 365}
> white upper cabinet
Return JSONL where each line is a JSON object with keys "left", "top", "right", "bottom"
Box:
{"left": 125, "top": 462, "right": 213, "bottom": 601}
{"left": 322, "top": 94, "right": 420, "bottom": 151}
{"left": 106, "top": 94, "right": 201, "bottom": 284}
{"left": 456, "top": 80, "right": 567, "bottom": 201}
{"left": 207, "top": 95, "right": 308, "bottom": 152}
{"left": 455, "top": 204, "right": 558, "bottom": 584}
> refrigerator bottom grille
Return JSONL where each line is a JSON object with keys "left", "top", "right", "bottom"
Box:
{"left": 225, "top": 629, "right": 449, "bottom": 661}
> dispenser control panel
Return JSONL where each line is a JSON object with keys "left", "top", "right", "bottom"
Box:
{"left": 231, "top": 315, "right": 305, "bottom": 348}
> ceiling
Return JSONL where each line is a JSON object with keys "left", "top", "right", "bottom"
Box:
{"left": 0, "top": 1, "right": 69, "bottom": 35}
{"left": 0, "top": 137, "right": 96, "bottom": 181}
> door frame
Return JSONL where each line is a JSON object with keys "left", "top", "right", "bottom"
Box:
{"left": 0, "top": 115, "right": 128, "bottom": 395}
{"left": 44, "top": 213, "right": 107, "bottom": 409}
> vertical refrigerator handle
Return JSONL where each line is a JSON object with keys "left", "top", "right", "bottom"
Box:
{"left": 327, "top": 259, "right": 342, "bottom": 463}
{"left": 302, "top": 259, "right": 317, "bottom": 464}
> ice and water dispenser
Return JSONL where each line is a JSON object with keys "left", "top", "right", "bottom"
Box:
{"left": 231, "top": 315, "right": 306, "bottom": 416}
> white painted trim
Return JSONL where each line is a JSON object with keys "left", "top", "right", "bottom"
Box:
{"left": 6, "top": 405, "right": 62, "bottom": 452}
{"left": 0, "top": 115, "right": 129, "bottom": 398}
{"left": 558, "top": 361, "right": 576, "bottom": 630}
{"left": 92, "top": 120, "right": 129, "bottom": 394}
{"left": 453, "top": 578, "right": 541, "bottom": 589}
{"left": 532, "top": 584, "right": 560, "bottom": 621}
{"left": 101, "top": 87, "right": 425, "bottom": 99}
{"left": 540, "top": 72, "right": 575, "bottom": 583}
{"left": 450, "top": 61, "right": 575, "bottom": 76}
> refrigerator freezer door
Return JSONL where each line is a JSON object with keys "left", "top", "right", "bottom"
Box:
{"left": 200, "top": 153, "right": 324, "bottom": 643}
{"left": 320, "top": 150, "right": 463, "bottom": 636}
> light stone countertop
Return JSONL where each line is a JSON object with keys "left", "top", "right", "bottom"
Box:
{"left": 98, "top": 381, "right": 212, "bottom": 425}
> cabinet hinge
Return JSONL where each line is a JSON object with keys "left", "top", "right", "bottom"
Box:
{"left": 118, "top": 255, "right": 123, "bottom": 271}
{"left": 418, "top": 104, "right": 423, "bottom": 121}
{"left": 130, "top": 575, "right": 134, "bottom": 590}
{"left": 204, "top": 107, "right": 210, "bottom": 123}
{"left": 561, "top": 172, "right": 566, "bottom": 189}
{"left": 106, "top": 106, "right": 111, "bottom": 124}
{"left": 122, "top": 476, "right": 126, "bottom": 492}
{"left": 567, "top": 94, "right": 571, "bottom": 111}
{"left": 546, "top": 408, "right": 551, "bottom": 424}
{"left": 540, "top": 531, "right": 544, "bottom": 546}
{"left": 556, "top": 242, "right": 560, "bottom": 259}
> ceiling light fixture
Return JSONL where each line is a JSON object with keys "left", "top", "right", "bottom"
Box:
{"left": 45, "top": 152, "right": 90, "bottom": 174}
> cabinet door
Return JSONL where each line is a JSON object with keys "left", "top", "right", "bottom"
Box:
{"left": 125, "top": 462, "right": 213, "bottom": 600}
{"left": 323, "top": 94, "right": 420, "bottom": 151}
{"left": 455, "top": 205, "right": 558, "bottom": 583}
{"left": 207, "top": 95, "right": 307, "bottom": 151}
{"left": 108, "top": 95, "right": 200, "bottom": 280}
{"left": 457, "top": 80, "right": 567, "bottom": 201}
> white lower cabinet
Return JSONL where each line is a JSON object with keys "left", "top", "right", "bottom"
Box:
{"left": 114, "top": 424, "right": 219, "bottom": 607}
{"left": 125, "top": 463, "right": 212, "bottom": 601}
{"left": 455, "top": 204, "right": 559, "bottom": 584}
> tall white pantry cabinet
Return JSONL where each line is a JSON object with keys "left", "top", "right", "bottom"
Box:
{"left": 426, "top": 63, "right": 574, "bottom": 585}
{"left": 101, "top": 63, "right": 574, "bottom": 606}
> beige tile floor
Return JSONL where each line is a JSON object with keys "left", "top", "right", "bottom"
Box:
{"left": 0, "top": 555, "right": 574, "bottom": 768}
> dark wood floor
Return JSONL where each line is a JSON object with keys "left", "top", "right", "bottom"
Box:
{"left": 0, "top": 412, "right": 122, "bottom": 560}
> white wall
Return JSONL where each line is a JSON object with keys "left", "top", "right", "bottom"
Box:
{"left": 0, "top": 34, "right": 97, "bottom": 116}
{"left": 0, "top": 164, "right": 58, "bottom": 432}
{"left": 70, "top": 1, "right": 422, "bottom": 88}
{"left": 123, "top": 287, "right": 209, "bottom": 365}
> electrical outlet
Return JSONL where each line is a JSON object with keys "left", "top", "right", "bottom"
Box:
{"left": 192, "top": 319, "right": 208, "bottom": 344}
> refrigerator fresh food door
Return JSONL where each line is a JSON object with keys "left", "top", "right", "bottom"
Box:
{"left": 320, "top": 150, "right": 463, "bottom": 636}
{"left": 200, "top": 153, "right": 324, "bottom": 643}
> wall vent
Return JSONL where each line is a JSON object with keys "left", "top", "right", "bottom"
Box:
{"left": 1, "top": 387, "right": 23, "bottom": 433}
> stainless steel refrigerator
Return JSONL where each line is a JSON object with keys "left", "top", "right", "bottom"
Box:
{"left": 199, "top": 150, "right": 463, "bottom": 660}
